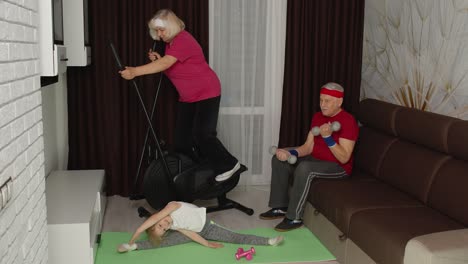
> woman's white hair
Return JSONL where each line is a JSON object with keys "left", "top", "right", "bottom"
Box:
{"left": 148, "top": 9, "right": 185, "bottom": 41}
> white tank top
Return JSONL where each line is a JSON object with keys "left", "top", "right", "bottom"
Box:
{"left": 170, "top": 202, "right": 207, "bottom": 232}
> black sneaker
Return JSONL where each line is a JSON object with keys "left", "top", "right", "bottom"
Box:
{"left": 259, "top": 208, "right": 287, "bottom": 220}
{"left": 274, "top": 218, "right": 303, "bottom": 232}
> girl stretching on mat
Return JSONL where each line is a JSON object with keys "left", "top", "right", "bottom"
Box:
{"left": 117, "top": 201, "right": 284, "bottom": 252}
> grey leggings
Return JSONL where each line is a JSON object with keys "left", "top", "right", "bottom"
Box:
{"left": 269, "top": 155, "right": 347, "bottom": 220}
{"left": 136, "top": 219, "right": 269, "bottom": 250}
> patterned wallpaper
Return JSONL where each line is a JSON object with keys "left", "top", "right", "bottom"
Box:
{"left": 361, "top": 0, "right": 468, "bottom": 119}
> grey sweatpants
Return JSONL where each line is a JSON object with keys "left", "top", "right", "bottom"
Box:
{"left": 136, "top": 219, "right": 269, "bottom": 250}
{"left": 269, "top": 155, "right": 347, "bottom": 220}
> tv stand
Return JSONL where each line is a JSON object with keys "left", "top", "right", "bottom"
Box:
{"left": 46, "top": 170, "right": 106, "bottom": 264}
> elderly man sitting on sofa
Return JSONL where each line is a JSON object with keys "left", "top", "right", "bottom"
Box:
{"left": 259, "top": 82, "right": 359, "bottom": 232}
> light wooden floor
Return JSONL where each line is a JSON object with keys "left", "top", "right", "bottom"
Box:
{"left": 101, "top": 185, "right": 339, "bottom": 264}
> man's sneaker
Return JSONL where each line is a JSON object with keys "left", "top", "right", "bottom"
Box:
{"left": 215, "top": 162, "right": 241, "bottom": 182}
{"left": 274, "top": 218, "right": 303, "bottom": 232}
{"left": 259, "top": 208, "right": 287, "bottom": 220}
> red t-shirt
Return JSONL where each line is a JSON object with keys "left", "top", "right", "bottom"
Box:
{"left": 164, "top": 30, "right": 221, "bottom": 102}
{"left": 310, "top": 110, "right": 359, "bottom": 175}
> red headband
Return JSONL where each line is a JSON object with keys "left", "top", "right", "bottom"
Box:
{"left": 320, "top": 87, "right": 344, "bottom": 98}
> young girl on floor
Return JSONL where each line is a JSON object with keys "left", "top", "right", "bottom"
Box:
{"left": 117, "top": 201, "right": 284, "bottom": 252}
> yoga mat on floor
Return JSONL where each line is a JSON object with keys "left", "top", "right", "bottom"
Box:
{"left": 95, "top": 227, "right": 335, "bottom": 264}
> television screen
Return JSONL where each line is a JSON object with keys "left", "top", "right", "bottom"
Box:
{"left": 84, "top": 0, "right": 89, "bottom": 45}
{"left": 52, "top": 0, "right": 64, "bottom": 44}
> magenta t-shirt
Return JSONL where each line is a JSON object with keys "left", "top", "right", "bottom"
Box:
{"left": 164, "top": 30, "right": 221, "bottom": 102}
{"left": 310, "top": 110, "right": 359, "bottom": 175}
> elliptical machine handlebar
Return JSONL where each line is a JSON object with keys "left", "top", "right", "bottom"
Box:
{"left": 109, "top": 43, "right": 124, "bottom": 70}
{"left": 109, "top": 42, "right": 172, "bottom": 178}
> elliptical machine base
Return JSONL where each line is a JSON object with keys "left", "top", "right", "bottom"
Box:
{"left": 141, "top": 152, "right": 253, "bottom": 216}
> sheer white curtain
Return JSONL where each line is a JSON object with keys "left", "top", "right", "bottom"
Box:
{"left": 209, "top": 0, "right": 287, "bottom": 185}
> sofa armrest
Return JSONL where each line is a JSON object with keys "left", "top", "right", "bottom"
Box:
{"left": 404, "top": 229, "right": 468, "bottom": 264}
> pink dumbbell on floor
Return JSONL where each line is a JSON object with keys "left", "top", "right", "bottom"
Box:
{"left": 235, "top": 247, "right": 256, "bottom": 260}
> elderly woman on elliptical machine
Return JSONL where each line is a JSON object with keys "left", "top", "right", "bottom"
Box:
{"left": 120, "top": 9, "right": 240, "bottom": 181}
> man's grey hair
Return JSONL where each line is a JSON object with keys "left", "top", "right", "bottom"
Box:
{"left": 322, "top": 82, "right": 344, "bottom": 92}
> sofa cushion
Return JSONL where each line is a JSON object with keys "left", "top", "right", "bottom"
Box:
{"left": 354, "top": 126, "right": 397, "bottom": 177}
{"left": 395, "top": 107, "right": 458, "bottom": 153}
{"left": 447, "top": 121, "right": 468, "bottom": 160}
{"left": 428, "top": 158, "right": 468, "bottom": 226}
{"left": 358, "top": 99, "right": 400, "bottom": 136}
{"left": 347, "top": 169, "right": 378, "bottom": 181}
{"left": 309, "top": 178, "right": 422, "bottom": 234}
{"left": 378, "top": 140, "right": 450, "bottom": 203}
{"left": 348, "top": 207, "right": 465, "bottom": 264}
{"left": 404, "top": 229, "right": 468, "bottom": 264}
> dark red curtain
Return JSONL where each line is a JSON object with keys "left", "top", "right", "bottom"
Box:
{"left": 278, "top": 0, "right": 365, "bottom": 147}
{"left": 67, "top": 0, "right": 208, "bottom": 196}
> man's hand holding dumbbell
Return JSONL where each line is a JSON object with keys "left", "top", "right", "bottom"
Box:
{"left": 269, "top": 146, "right": 297, "bottom": 164}
{"left": 311, "top": 121, "right": 341, "bottom": 148}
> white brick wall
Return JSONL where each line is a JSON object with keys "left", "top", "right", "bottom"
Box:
{"left": 0, "top": 0, "right": 48, "bottom": 263}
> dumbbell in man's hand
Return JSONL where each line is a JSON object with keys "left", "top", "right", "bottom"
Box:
{"left": 269, "top": 146, "right": 297, "bottom": 164}
{"left": 311, "top": 121, "right": 341, "bottom": 136}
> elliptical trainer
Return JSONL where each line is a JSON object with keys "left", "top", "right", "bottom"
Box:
{"left": 110, "top": 42, "right": 254, "bottom": 217}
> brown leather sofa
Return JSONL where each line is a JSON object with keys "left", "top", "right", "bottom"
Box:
{"left": 302, "top": 98, "right": 468, "bottom": 264}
